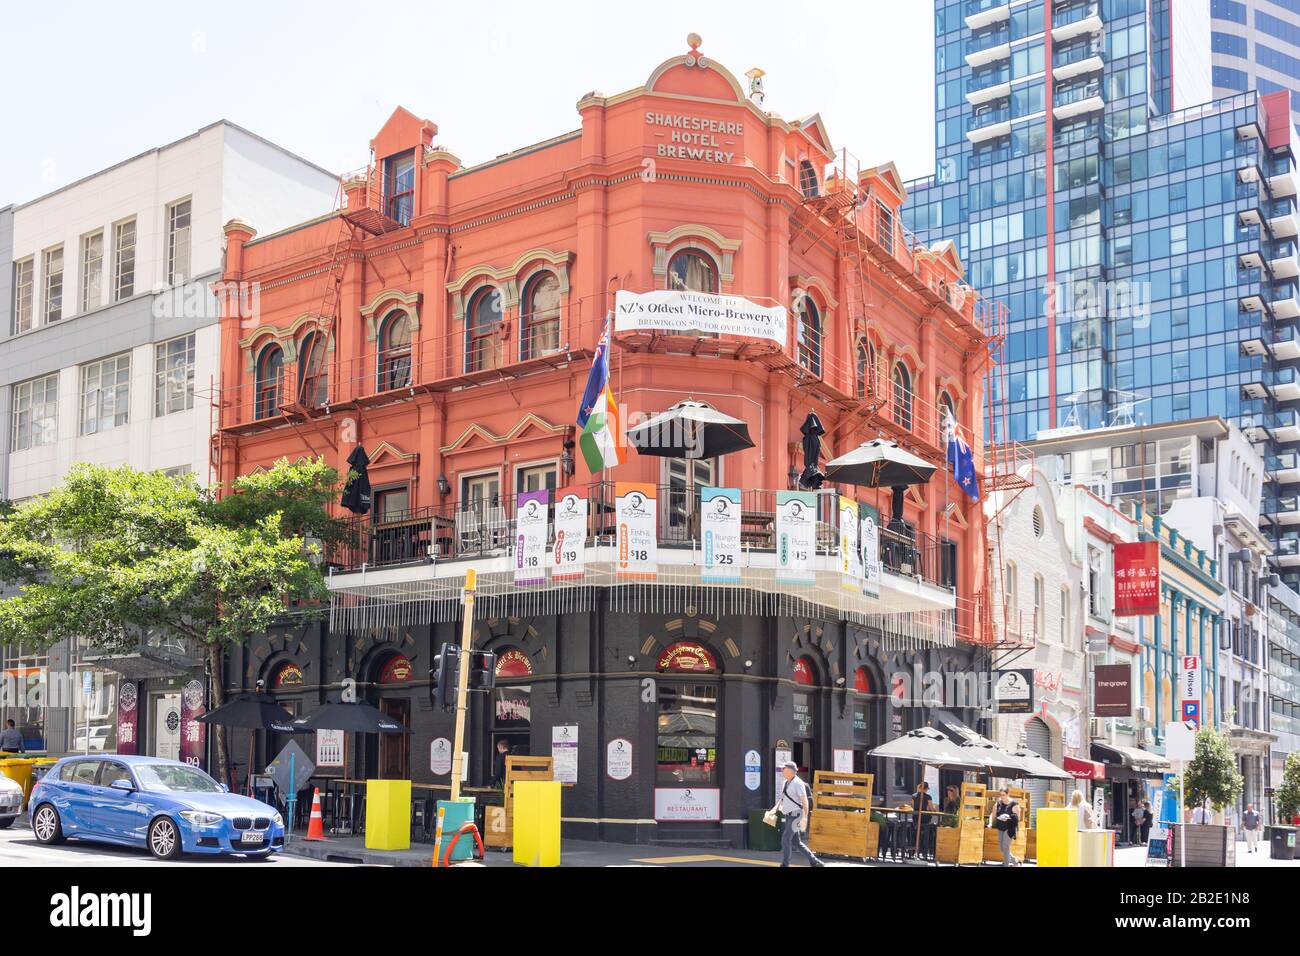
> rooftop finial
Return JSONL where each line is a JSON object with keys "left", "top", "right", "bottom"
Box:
{"left": 687, "top": 32, "right": 702, "bottom": 52}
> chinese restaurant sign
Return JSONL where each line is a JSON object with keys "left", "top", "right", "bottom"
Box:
{"left": 1113, "top": 541, "right": 1160, "bottom": 616}
{"left": 116, "top": 679, "right": 139, "bottom": 755}
{"left": 552, "top": 488, "right": 587, "bottom": 581}
{"left": 700, "top": 487, "right": 741, "bottom": 583}
{"left": 615, "top": 482, "right": 657, "bottom": 579}
{"left": 180, "top": 678, "right": 206, "bottom": 769}
{"left": 614, "top": 289, "right": 787, "bottom": 343}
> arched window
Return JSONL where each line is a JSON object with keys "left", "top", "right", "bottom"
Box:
{"left": 298, "top": 331, "right": 328, "bottom": 408}
{"left": 798, "top": 160, "right": 820, "bottom": 198}
{"left": 797, "top": 295, "right": 822, "bottom": 376}
{"left": 255, "top": 344, "right": 283, "bottom": 419}
{"left": 937, "top": 389, "right": 956, "bottom": 429}
{"left": 856, "top": 337, "right": 878, "bottom": 399}
{"left": 667, "top": 249, "right": 718, "bottom": 293}
{"left": 891, "top": 362, "right": 913, "bottom": 430}
{"left": 521, "top": 272, "right": 561, "bottom": 360}
{"left": 377, "top": 311, "right": 412, "bottom": 391}
{"left": 466, "top": 287, "right": 503, "bottom": 372}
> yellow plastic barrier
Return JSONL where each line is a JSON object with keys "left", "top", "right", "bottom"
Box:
{"left": 1080, "top": 829, "right": 1114, "bottom": 867}
{"left": 364, "top": 779, "right": 411, "bottom": 851}
{"left": 1035, "top": 807, "right": 1081, "bottom": 868}
{"left": 512, "top": 780, "right": 561, "bottom": 867}
{"left": 0, "top": 758, "right": 37, "bottom": 808}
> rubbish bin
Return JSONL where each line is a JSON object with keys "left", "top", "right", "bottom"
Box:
{"left": 363, "top": 779, "right": 412, "bottom": 851}
{"left": 1268, "top": 825, "right": 1297, "bottom": 861}
{"left": 31, "top": 757, "right": 59, "bottom": 784}
{"left": 434, "top": 798, "right": 477, "bottom": 863}
{"left": 0, "top": 758, "right": 38, "bottom": 809}
{"left": 747, "top": 808, "right": 781, "bottom": 851}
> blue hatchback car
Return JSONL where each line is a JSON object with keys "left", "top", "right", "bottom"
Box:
{"left": 29, "top": 754, "right": 285, "bottom": 860}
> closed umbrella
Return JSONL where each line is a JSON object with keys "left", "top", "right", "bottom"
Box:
{"left": 799, "top": 413, "right": 825, "bottom": 489}
{"left": 626, "top": 401, "right": 754, "bottom": 459}
{"left": 340, "top": 445, "right": 372, "bottom": 515}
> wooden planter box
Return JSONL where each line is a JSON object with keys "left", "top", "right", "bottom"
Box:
{"left": 807, "top": 771, "right": 878, "bottom": 861}
{"left": 1025, "top": 829, "right": 1036, "bottom": 861}
{"left": 935, "top": 826, "right": 959, "bottom": 863}
{"left": 1169, "top": 824, "right": 1236, "bottom": 868}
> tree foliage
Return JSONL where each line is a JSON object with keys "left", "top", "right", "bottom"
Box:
{"left": 1277, "top": 751, "right": 1300, "bottom": 821}
{"left": 1181, "top": 727, "right": 1244, "bottom": 812}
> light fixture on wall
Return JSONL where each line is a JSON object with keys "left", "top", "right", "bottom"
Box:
{"left": 787, "top": 465, "right": 799, "bottom": 490}
{"left": 561, "top": 436, "right": 576, "bottom": 478}
{"left": 437, "top": 474, "right": 451, "bottom": 497}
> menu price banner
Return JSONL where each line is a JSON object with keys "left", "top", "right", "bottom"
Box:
{"left": 776, "top": 491, "right": 817, "bottom": 585}
{"left": 1113, "top": 540, "right": 1160, "bottom": 616}
{"left": 654, "top": 787, "right": 722, "bottom": 822}
{"left": 700, "top": 487, "right": 741, "bottom": 583}
{"left": 552, "top": 725, "right": 579, "bottom": 783}
{"left": 514, "top": 489, "right": 551, "bottom": 586}
{"left": 860, "top": 504, "right": 882, "bottom": 598}
{"left": 839, "top": 496, "right": 861, "bottom": 590}
{"left": 552, "top": 488, "right": 588, "bottom": 581}
{"left": 616, "top": 482, "right": 658, "bottom": 579}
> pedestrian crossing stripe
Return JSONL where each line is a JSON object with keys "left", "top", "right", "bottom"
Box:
{"left": 628, "top": 854, "right": 782, "bottom": 866}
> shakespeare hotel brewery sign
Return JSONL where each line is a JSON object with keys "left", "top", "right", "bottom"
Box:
{"left": 645, "top": 111, "right": 741, "bottom": 164}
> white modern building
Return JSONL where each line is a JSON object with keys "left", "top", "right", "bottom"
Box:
{"left": 0, "top": 121, "right": 336, "bottom": 757}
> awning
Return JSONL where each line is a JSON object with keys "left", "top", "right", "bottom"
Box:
{"left": 1091, "top": 741, "right": 1169, "bottom": 775}
{"left": 1063, "top": 756, "right": 1106, "bottom": 780}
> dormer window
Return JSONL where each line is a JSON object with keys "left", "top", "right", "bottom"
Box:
{"left": 384, "top": 151, "right": 416, "bottom": 226}
{"left": 798, "top": 160, "right": 820, "bottom": 198}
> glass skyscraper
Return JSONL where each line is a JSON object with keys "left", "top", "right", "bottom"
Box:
{"left": 904, "top": 0, "right": 1300, "bottom": 593}
{"left": 1212, "top": 0, "right": 1300, "bottom": 130}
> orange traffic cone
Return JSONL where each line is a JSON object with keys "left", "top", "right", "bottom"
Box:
{"left": 305, "top": 787, "right": 327, "bottom": 841}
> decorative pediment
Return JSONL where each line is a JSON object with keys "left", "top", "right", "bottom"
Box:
{"left": 648, "top": 225, "right": 740, "bottom": 285}
{"left": 440, "top": 412, "right": 567, "bottom": 454}
{"left": 863, "top": 162, "right": 907, "bottom": 206}
{"left": 789, "top": 274, "right": 838, "bottom": 311}
{"left": 941, "top": 500, "right": 970, "bottom": 530}
{"left": 890, "top": 342, "right": 925, "bottom": 373}
{"left": 793, "top": 113, "right": 835, "bottom": 161}
{"left": 937, "top": 374, "right": 968, "bottom": 403}
{"left": 368, "top": 441, "right": 419, "bottom": 469}
{"left": 446, "top": 249, "right": 574, "bottom": 325}
{"left": 360, "top": 289, "right": 422, "bottom": 343}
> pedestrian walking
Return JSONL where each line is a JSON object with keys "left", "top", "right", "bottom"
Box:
{"left": 491, "top": 739, "right": 511, "bottom": 789}
{"left": 1242, "top": 803, "right": 1262, "bottom": 853}
{"left": 0, "top": 720, "right": 22, "bottom": 754}
{"left": 1139, "top": 801, "right": 1152, "bottom": 843}
{"left": 1069, "top": 789, "right": 1096, "bottom": 829}
{"left": 1191, "top": 801, "right": 1211, "bottom": 825}
{"left": 1132, "top": 800, "right": 1149, "bottom": 844}
{"left": 771, "top": 760, "right": 824, "bottom": 868}
{"left": 990, "top": 789, "right": 1020, "bottom": 866}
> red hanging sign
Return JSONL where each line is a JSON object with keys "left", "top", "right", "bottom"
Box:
{"left": 793, "top": 657, "right": 815, "bottom": 686}
{"left": 379, "top": 655, "right": 413, "bottom": 684}
{"left": 272, "top": 662, "right": 304, "bottom": 688}
{"left": 1113, "top": 541, "right": 1160, "bottom": 617}
{"left": 495, "top": 649, "right": 534, "bottom": 678}
{"left": 854, "top": 666, "right": 872, "bottom": 694}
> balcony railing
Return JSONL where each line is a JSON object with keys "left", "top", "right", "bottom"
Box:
{"left": 1053, "top": 39, "right": 1103, "bottom": 68}
{"left": 1052, "top": 0, "right": 1099, "bottom": 27}
{"left": 329, "top": 481, "right": 952, "bottom": 591}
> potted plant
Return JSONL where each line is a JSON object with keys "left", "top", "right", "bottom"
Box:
{"left": 935, "top": 812, "right": 960, "bottom": 864}
{"left": 1174, "top": 728, "right": 1244, "bottom": 867}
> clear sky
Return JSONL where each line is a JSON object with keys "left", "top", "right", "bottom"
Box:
{"left": 1, "top": 1, "right": 936, "bottom": 207}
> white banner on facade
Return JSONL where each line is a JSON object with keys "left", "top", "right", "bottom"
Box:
{"left": 860, "top": 505, "right": 882, "bottom": 598}
{"left": 552, "top": 489, "right": 588, "bottom": 581}
{"left": 514, "top": 490, "right": 550, "bottom": 586}
{"left": 615, "top": 482, "right": 658, "bottom": 579}
{"left": 700, "top": 487, "right": 742, "bottom": 583}
{"left": 776, "top": 491, "right": 817, "bottom": 585}
{"left": 614, "top": 289, "right": 787, "bottom": 343}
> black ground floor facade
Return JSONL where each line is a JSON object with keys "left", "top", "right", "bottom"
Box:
{"left": 220, "top": 599, "right": 989, "bottom": 847}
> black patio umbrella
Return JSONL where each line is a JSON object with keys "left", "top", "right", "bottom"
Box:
{"left": 626, "top": 401, "right": 755, "bottom": 459}
{"left": 799, "top": 412, "right": 825, "bottom": 489}
{"left": 196, "top": 693, "right": 297, "bottom": 793}
{"left": 340, "top": 444, "right": 372, "bottom": 515}
{"left": 291, "top": 701, "right": 412, "bottom": 735}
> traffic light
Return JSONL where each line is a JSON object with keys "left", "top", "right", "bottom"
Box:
{"left": 430, "top": 643, "right": 460, "bottom": 710}
{"left": 467, "top": 650, "right": 496, "bottom": 692}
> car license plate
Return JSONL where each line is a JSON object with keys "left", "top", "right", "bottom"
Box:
{"left": 241, "top": 831, "right": 265, "bottom": 845}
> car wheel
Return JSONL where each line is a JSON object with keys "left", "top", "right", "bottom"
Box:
{"left": 31, "top": 804, "right": 64, "bottom": 844}
{"left": 148, "top": 817, "right": 182, "bottom": 860}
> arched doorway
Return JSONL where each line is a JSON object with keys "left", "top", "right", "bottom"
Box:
{"left": 372, "top": 651, "right": 413, "bottom": 780}
{"left": 654, "top": 641, "right": 722, "bottom": 831}
{"left": 491, "top": 647, "right": 533, "bottom": 777}
{"left": 852, "top": 665, "right": 886, "bottom": 778}
{"left": 791, "top": 656, "right": 819, "bottom": 777}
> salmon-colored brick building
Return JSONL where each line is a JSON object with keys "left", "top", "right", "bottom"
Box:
{"left": 214, "top": 37, "right": 1009, "bottom": 844}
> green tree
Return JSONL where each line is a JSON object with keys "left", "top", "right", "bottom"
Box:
{"left": 1277, "top": 752, "right": 1300, "bottom": 822}
{"left": 1181, "top": 727, "right": 1244, "bottom": 814}
{"left": 0, "top": 459, "right": 340, "bottom": 781}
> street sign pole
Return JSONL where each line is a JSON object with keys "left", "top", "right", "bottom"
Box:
{"left": 1178, "top": 760, "right": 1185, "bottom": 868}
{"left": 450, "top": 568, "right": 477, "bottom": 803}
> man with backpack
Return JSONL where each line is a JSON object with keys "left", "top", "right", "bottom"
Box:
{"left": 771, "top": 760, "right": 825, "bottom": 868}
